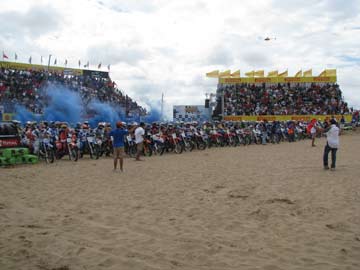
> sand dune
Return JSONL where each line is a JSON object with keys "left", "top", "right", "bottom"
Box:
{"left": 1, "top": 131, "right": 360, "bottom": 270}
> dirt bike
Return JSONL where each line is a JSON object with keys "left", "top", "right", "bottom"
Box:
{"left": 55, "top": 133, "right": 79, "bottom": 161}
{"left": 80, "top": 135, "right": 100, "bottom": 159}
{"left": 163, "top": 133, "right": 183, "bottom": 154}
{"left": 125, "top": 135, "right": 137, "bottom": 157}
{"left": 223, "top": 129, "right": 236, "bottom": 147}
{"left": 150, "top": 134, "right": 166, "bottom": 155}
{"left": 209, "top": 129, "right": 224, "bottom": 147}
{"left": 38, "top": 137, "right": 55, "bottom": 164}
{"left": 193, "top": 130, "right": 207, "bottom": 150}
{"left": 179, "top": 131, "right": 195, "bottom": 152}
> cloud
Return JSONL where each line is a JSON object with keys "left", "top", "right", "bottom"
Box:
{"left": 206, "top": 47, "right": 234, "bottom": 66}
{"left": 86, "top": 43, "right": 148, "bottom": 65}
{"left": 93, "top": 0, "right": 156, "bottom": 13}
{"left": 0, "top": 5, "right": 61, "bottom": 39}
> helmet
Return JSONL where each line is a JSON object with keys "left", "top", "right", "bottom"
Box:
{"left": 82, "top": 124, "right": 89, "bottom": 129}
{"left": 61, "top": 124, "right": 67, "bottom": 129}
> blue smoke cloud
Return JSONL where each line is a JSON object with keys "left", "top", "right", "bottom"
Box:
{"left": 13, "top": 84, "right": 156, "bottom": 126}
{"left": 143, "top": 107, "right": 161, "bottom": 123}
{"left": 43, "top": 85, "right": 83, "bottom": 124}
{"left": 87, "top": 99, "right": 126, "bottom": 127}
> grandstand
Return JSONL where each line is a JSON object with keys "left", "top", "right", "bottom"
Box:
{"left": 0, "top": 61, "right": 146, "bottom": 122}
{"left": 208, "top": 69, "right": 352, "bottom": 122}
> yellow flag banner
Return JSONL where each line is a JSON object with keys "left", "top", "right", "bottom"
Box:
{"left": 295, "top": 70, "right": 302, "bottom": 77}
{"left": 219, "top": 70, "right": 231, "bottom": 77}
{"left": 267, "top": 70, "right": 278, "bottom": 77}
{"left": 278, "top": 70, "right": 288, "bottom": 77}
{"left": 245, "top": 71, "right": 255, "bottom": 77}
{"left": 319, "top": 70, "right": 326, "bottom": 77}
{"left": 231, "top": 70, "right": 240, "bottom": 78}
{"left": 219, "top": 76, "right": 337, "bottom": 84}
{"left": 303, "top": 69, "right": 312, "bottom": 77}
{"left": 320, "top": 69, "right": 336, "bottom": 77}
{"left": 206, "top": 70, "right": 219, "bottom": 78}
{"left": 254, "top": 70, "right": 264, "bottom": 77}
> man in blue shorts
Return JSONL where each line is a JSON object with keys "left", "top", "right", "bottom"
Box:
{"left": 109, "top": 121, "right": 128, "bottom": 172}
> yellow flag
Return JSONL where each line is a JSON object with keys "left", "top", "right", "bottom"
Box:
{"left": 219, "top": 70, "right": 231, "bottom": 77}
{"left": 319, "top": 69, "right": 337, "bottom": 77}
{"left": 319, "top": 70, "right": 326, "bottom": 77}
{"left": 245, "top": 70, "right": 255, "bottom": 77}
{"left": 278, "top": 70, "right": 288, "bottom": 77}
{"left": 254, "top": 70, "right": 264, "bottom": 77}
{"left": 303, "top": 69, "right": 312, "bottom": 77}
{"left": 294, "top": 70, "right": 302, "bottom": 77}
{"left": 267, "top": 70, "right": 278, "bottom": 77}
{"left": 206, "top": 70, "right": 219, "bottom": 78}
{"left": 231, "top": 70, "right": 240, "bottom": 78}
{"left": 325, "top": 69, "right": 336, "bottom": 76}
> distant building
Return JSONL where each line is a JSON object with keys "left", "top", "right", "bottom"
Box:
{"left": 173, "top": 105, "right": 210, "bottom": 123}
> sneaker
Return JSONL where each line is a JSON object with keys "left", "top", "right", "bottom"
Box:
{"left": 324, "top": 166, "right": 330, "bottom": 170}
{"left": 330, "top": 167, "right": 336, "bottom": 171}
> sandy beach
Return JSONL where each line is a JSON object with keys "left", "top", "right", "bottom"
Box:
{"left": 1, "top": 131, "right": 360, "bottom": 270}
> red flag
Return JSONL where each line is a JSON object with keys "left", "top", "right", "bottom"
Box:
{"left": 2, "top": 52, "right": 8, "bottom": 59}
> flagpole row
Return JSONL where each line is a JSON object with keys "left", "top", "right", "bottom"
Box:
{"left": 1, "top": 51, "right": 112, "bottom": 71}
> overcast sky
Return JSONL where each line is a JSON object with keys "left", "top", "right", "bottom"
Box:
{"left": 1, "top": 0, "right": 360, "bottom": 118}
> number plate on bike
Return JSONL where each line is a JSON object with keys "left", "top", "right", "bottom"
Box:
{"left": 172, "top": 133, "right": 177, "bottom": 139}
{"left": 87, "top": 137, "right": 94, "bottom": 143}
{"left": 66, "top": 138, "right": 72, "bottom": 143}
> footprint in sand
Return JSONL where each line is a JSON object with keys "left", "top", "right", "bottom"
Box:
{"left": 228, "top": 190, "right": 249, "bottom": 199}
{"left": 98, "top": 258, "right": 116, "bottom": 267}
{"left": 325, "top": 222, "right": 351, "bottom": 233}
{"left": 265, "top": 198, "right": 295, "bottom": 205}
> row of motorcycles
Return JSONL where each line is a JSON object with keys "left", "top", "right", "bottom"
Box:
{"left": 24, "top": 122, "right": 309, "bottom": 163}
{"left": 123, "top": 123, "right": 308, "bottom": 157}
{"left": 26, "top": 131, "right": 113, "bottom": 164}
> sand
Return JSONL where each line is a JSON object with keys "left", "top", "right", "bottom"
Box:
{"left": 1, "top": 131, "right": 360, "bottom": 270}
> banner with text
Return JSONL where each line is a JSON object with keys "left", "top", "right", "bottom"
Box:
{"left": 223, "top": 115, "right": 351, "bottom": 122}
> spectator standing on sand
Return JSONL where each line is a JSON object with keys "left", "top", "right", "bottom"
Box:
{"left": 134, "top": 122, "right": 145, "bottom": 161}
{"left": 109, "top": 121, "right": 128, "bottom": 172}
{"left": 323, "top": 119, "right": 340, "bottom": 171}
{"left": 309, "top": 119, "right": 318, "bottom": 147}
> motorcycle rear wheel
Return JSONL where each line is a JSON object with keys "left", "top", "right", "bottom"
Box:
{"left": 174, "top": 143, "right": 183, "bottom": 154}
{"left": 45, "top": 149, "right": 55, "bottom": 164}
{"left": 70, "top": 148, "right": 79, "bottom": 161}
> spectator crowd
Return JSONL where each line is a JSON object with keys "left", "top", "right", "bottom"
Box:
{"left": 215, "top": 83, "right": 351, "bottom": 116}
{"left": 0, "top": 67, "right": 147, "bottom": 117}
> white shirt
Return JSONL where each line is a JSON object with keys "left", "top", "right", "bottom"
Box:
{"left": 326, "top": 124, "right": 340, "bottom": 148}
{"left": 310, "top": 126, "right": 316, "bottom": 134}
{"left": 134, "top": 127, "right": 145, "bottom": 144}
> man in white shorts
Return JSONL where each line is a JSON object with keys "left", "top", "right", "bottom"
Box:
{"left": 134, "top": 122, "right": 145, "bottom": 161}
